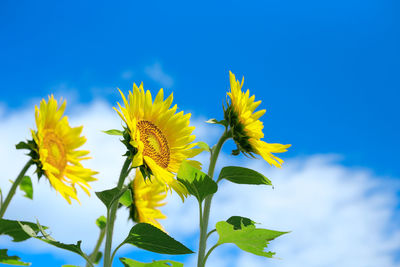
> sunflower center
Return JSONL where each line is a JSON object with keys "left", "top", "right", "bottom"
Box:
{"left": 42, "top": 130, "right": 67, "bottom": 173}
{"left": 137, "top": 120, "right": 170, "bottom": 168}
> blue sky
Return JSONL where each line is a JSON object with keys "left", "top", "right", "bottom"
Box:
{"left": 0, "top": 1, "right": 399, "bottom": 266}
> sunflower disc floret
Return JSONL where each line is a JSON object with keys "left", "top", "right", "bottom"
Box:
{"left": 26, "top": 95, "right": 98, "bottom": 203}
{"left": 114, "top": 83, "right": 201, "bottom": 199}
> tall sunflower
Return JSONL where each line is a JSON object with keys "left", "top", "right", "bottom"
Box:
{"left": 31, "top": 95, "right": 97, "bottom": 203}
{"left": 114, "top": 83, "right": 200, "bottom": 199}
{"left": 225, "top": 71, "right": 291, "bottom": 167}
{"left": 129, "top": 170, "right": 167, "bottom": 230}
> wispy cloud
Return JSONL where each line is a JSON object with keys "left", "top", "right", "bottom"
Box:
{"left": 0, "top": 99, "right": 399, "bottom": 266}
{"left": 121, "top": 70, "right": 134, "bottom": 80}
{"left": 144, "top": 62, "right": 174, "bottom": 88}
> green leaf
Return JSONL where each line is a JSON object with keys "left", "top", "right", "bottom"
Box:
{"left": 95, "top": 187, "right": 124, "bottom": 209}
{"left": 122, "top": 223, "right": 193, "bottom": 255}
{"left": 95, "top": 216, "right": 107, "bottom": 230}
{"left": 0, "top": 249, "right": 30, "bottom": 266}
{"left": 62, "top": 265, "right": 81, "bottom": 267}
{"left": 19, "top": 176, "right": 33, "bottom": 200}
{"left": 226, "top": 216, "right": 256, "bottom": 230}
{"left": 218, "top": 166, "right": 272, "bottom": 186}
{"left": 196, "top": 141, "right": 210, "bottom": 152}
{"left": 215, "top": 220, "right": 288, "bottom": 258}
{"left": 103, "top": 129, "right": 124, "bottom": 136}
{"left": 35, "top": 219, "right": 56, "bottom": 241}
{"left": 205, "top": 118, "right": 228, "bottom": 127}
{"left": 120, "top": 258, "right": 183, "bottom": 267}
{"left": 177, "top": 161, "right": 217, "bottom": 203}
{"left": 93, "top": 251, "right": 102, "bottom": 264}
{"left": 18, "top": 222, "right": 87, "bottom": 260}
{"left": 0, "top": 219, "right": 45, "bottom": 242}
{"left": 119, "top": 188, "right": 133, "bottom": 207}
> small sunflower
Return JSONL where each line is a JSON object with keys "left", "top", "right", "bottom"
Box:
{"left": 225, "top": 71, "right": 291, "bottom": 167}
{"left": 31, "top": 95, "right": 97, "bottom": 203}
{"left": 129, "top": 170, "right": 167, "bottom": 230}
{"left": 114, "top": 83, "right": 200, "bottom": 199}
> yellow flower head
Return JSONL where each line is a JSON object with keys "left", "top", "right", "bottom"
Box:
{"left": 130, "top": 170, "right": 167, "bottom": 230}
{"left": 226, "top": 71, "right": 291, "bottom": 167}
{"left": 114, "top": 83, "right": 200, "bottom": 199}
{"left": 31, "top": 95, "right": 97, "bottom": 203}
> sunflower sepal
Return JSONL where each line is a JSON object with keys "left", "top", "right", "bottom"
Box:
{"left": 205, "top": 118, "right": 228, "bottom": 128}
{"left": 120, "top": 128, "right": 139, "bottom": 161}
{"left": 103, "top": 129, "right": 124, "bottom": 136}
{"left": 15, "top": 139, "right": 45, "bottom": 179}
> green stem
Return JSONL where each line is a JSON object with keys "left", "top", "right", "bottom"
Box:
{"left": 103, "top": 158, "right": 131, "bottom": 267}
{"left": 86, "top": 227, "right": 106, "bottom": 267}
{"left": 110, "top": 242, "right": 125, "bottom": 264}
{"left": 82, "top": 253, "right": 95, "bottom": 267}
{"left": 0, "top": 159, "right": 33, "bottom": 218}
{"left": 197, "top": 130, "right": 230, "bottom": 267}
{"left": 206, "top": 229, "right": 216, "bottom": 240}
{"left": 202, "top": 244, "right": 220, "bottom": 267}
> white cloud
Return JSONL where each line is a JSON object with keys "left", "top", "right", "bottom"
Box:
{"left": 121, "top": 70, "right": 134, "bottom": 80}
{"left": 0, "top": 99, "right": 399, "bottom": 267}
{"left": 144, "top": 63, "right": 174, "bottom": 88}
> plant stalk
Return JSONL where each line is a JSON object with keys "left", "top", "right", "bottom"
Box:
{"left": 197, "top": 130, "right": 230, "bottom": 267}
{"left": 86, "top": 227, "right": 106, "bottom": 267}
{"left": 103, "top": 158, "right": 131, "bottom": 267}
{"left": 0, "top": 159, "right": 33, "bottom": 218}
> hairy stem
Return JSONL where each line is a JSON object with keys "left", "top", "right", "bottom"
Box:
{"left": 86, "top": 227, "right": 106, "bottom": 267}
{"left": 0, "top": 159, "right": 33, "bottom": 218}
{"left": 197, "top": 130, "right": 230, "bottom": 267}
{"left": 103, "top": 158, "right": 131, "bottom": 267}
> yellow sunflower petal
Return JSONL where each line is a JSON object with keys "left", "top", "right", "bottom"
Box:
{"left": 115, "top": 85, "right": 198, "bottom": 200}
{"left": 31, "top": 95, "right": 97, "bottom": 204}
{"left": 227, "top": 71, "right": 290, "bottom": 166}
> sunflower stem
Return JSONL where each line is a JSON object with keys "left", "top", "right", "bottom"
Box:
{"left": 86, "top": 227, "right": 106, "bottom": 267}
{"left": 103, "top": 157, "right": 131, "bottom": 267}
{"left": 0, "top": 159, "right": 33, "bottom": 218}
{"left": 197, "top": 130, "right": 230, "bottom": 267}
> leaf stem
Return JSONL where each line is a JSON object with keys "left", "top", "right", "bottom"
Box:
{"left": 206, "top": 229, "right": 216, "bottom": 240}
{"left": 110, "top": 241, "right": 125, "bottom": 264}
{"left": 197, "top": 130, "right": 231, "bottom": 267}
{"left": 86, "top": 227, "right": 106, "bottom": 267}
{"left": 82, "top": 253, "right": 95, "bottom": 267}
{"left": 202, "top": 244, "right": 220, "bottom": 267}
{"left": 103, "top": 157, "right": 131, "bottom": 267}
{"left": 0, "top": 159, "right": 33, "bottom": 218}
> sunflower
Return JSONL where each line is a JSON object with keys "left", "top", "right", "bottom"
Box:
{"left": 129, "top": 170, "right": 167, "bottom": 230}
{"left": 114, "top": 83, "right": 200, "bottom": 199}
{"left": 31, "top": 95, "right": 97, "bottom": 203}
{"left": 225, "top": 71, "right": 291, "bottom": 167}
